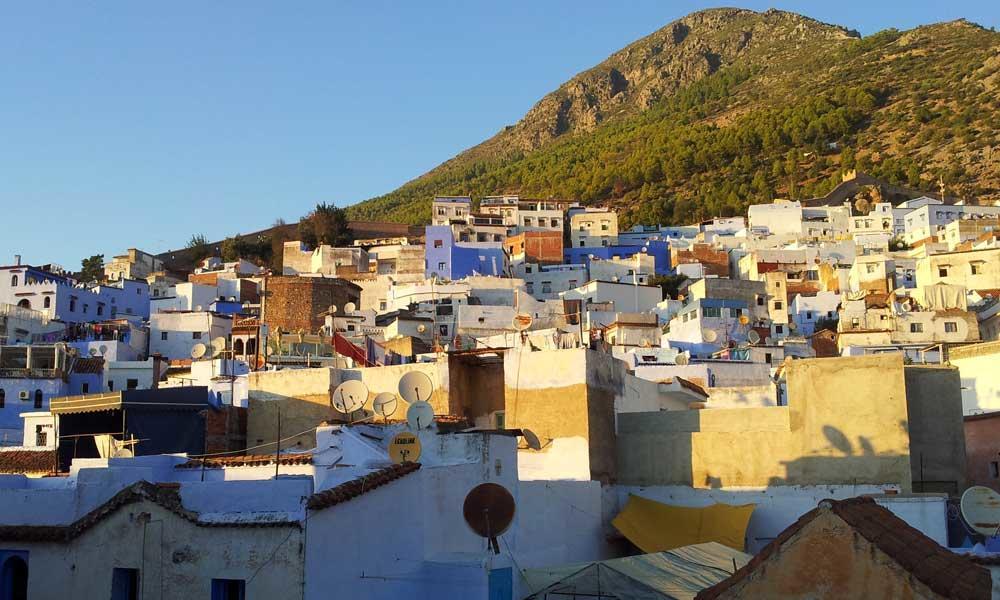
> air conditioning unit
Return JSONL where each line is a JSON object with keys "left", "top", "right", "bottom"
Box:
{"left": 18, "top": 391, "right": 29, "bottom": 400}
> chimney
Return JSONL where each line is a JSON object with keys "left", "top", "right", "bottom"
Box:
{"left": 14, "top": 254, "right": 21, "bottom": 266}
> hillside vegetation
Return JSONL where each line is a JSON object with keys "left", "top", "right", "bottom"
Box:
{"left": 346, "top": 8, "right": 1000, "bottom": 228}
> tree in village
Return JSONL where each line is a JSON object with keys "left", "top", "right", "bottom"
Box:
{"left": 79, "top": 254, "right": 105, "bottom": 283}
{"left": 298, "top": 202, "right": 352, "bottom": 248}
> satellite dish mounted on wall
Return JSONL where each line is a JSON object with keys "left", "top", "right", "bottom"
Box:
{"left": 372, "top": 392, "right": 399, "bottom": 423}
{"left": 89, "top": 348, "right": 99, "bottom": 357}
{"left": 747, "top": 330, "right": 761, "bottom": 345}
{"left": 416, "top": 324, "right": 427, "bottom": 334}
{"left": 344, "top": 302, "right": 356, "bottom": 314}
{"left": 398, "top": 371, "right": 434, "bottom": 404}
{"left": 406, "top": 401, "right": 434, "bottom": 430}
{"left": 463, "top": 482, "right": 516, "bottom": 554}
{"left": 675, "top": 353, "right": 689, "bottom": 366}
{"left": 512, "top": 313, "right": 533, "bottom": 332}
{"left": 702, "top": 329, "right": 718, "bottom": 343}
{"left": 521, "top": 429, "right": 541, "bottom": 450}
{"left": 211, "top": 336, "right": 227, "bottom": 358}
{"left": 191, "top": 343, "right": 207, "bottom": 360}
{"left": 98, "top": 344, "right": 108, "bottom": 356}
{"left": 332, "top": 380, "right": 368, "bottom": 417}
{"left": 961, "top": 486, "right": 1000, "bottom": 538}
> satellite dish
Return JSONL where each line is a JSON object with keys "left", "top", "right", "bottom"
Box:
{"left": 702, "top": 329, "right": 718, "bottom": 343}
{"left": 416, "top": 324, "right": 427, "bottom": 334}
{"left": 738, "top": 314, "right": 750, "bottom": 326}
{"left": 372, "top": 392, "right": 399, "bottom": 419}
{"left": 111, "top": 447, "right": 134, "bottom": 459}
{"left": 522, "top": 429, "right": 541, "bottom": 450}
{"left": 747, "top": 330, "right": 761, "bottom": 345}
{"left": 961, "top": 486, "right": 1000, "bottom": 537}
{"left": 211, "top": 336, "right": 227, "bottom": 357}
{"left": 328, "top": 304, "right": 338, "bottom": 314}
{"left": 406, "top": 401, "right": 434, "bottom": 430}
{"left": 344, "top": 302, "right": 356, "bottom": 314}
{"left": 389, "top": 431, "right": 421, "bottom": 464}
{"left": 98, "top": 345, "right": 108, "bottom": 356}
{"left": 332, "top": 380, "right": 368, "bottom": 414}
{"left": 398, "top": 371, "right": 434, "bottom": 404}
{"left": 675, "top": 353, "right": 689, "bottom": 366}
{"left": 512, "top": 313, "right": 533, "bottom": 332}
{"left": 195, "top": 305, "right": 203, "bottom": 312}
{"left": 89, "top": 348, "right": 99, "bottom": 357}
{"left": 788, "top": 321, "right": 798, "bottom": 331}
{"left": 190, "top": 343, "right": 207, "bottom": 360}
{"left": 463, "top": 482, "right": 516, "bottom": 554}
{"left": 640, "top": 247, "right": 648, "bottom": 253}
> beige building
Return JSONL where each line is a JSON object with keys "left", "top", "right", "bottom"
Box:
{"left": 915, "top": 247, "right": 1000, "bottom": 291}
{"left": 104, "top": 248, "right": 164, "bottom": 282}
{"left": 569, "top": 208, "right": 618, "bottom": 248}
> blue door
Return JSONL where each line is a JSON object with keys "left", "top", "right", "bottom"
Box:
{"left": 488, "top": 567, "right": 512, "bottom": 600}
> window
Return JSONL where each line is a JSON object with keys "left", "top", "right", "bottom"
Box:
{"left": 703, "top": 307, "right": 721, "bottom": 318}
{"left": 525, "top": 283, "right": 534, "bottom": 294}
{"left": 439, "top": 325, "right": 448, "bottom": 336}
{"left": 436, "top": 305, "right": 453, "bottom": 316}
{"left": 432, "top": 239, "right": 443, "bottom": 248}
{"left": 550, "top": 219, "right": 559, "bottom": 228}
{"left": 97, "top": 304, "right": 104, "bottom": 316}
{"left": 756, "top": 296, "right": 765, "bottom": 306}
{"left": 494, "top": 411, "right": 506, "bottom": 430}
{"left": 81, "top": 383, "right": 89, "bottom": 394}
{"left": 971, "top": 263, "right": 984, "bottom": 275}
{"left": 43, "top": 296, "right": 51, "bottom": 309}
{"left": 992, "top": 462, "right": 1000, "bottom": 479}
{"left": 34, "top": 389, "right": 43, "bottom": 409}
{"left": 910, "top": 323, "right": 923, "bottom": 333}
{"left": 379, "top": 301, "right": 387, "bottom": 311}
{"left": 938, "top": 266, "right": 949, "bottom": 277}
{"left": 111, "top": 568, "right": 140, "bottom": 600}
{"left": 211, "top": 579, "right": 246, "bottom": 600}
{"left": 109, "top": 380, "right": 115, "bottom": 391}
{"left": 774, "top": 281, "right": 781, "bottom": 288}
{"left": 601, "top": 222, "right": 609, "bottom": 231}
{"left": 765, "top": 353, "right": 772, "bottom": 364}
{"left": 161, "top": 332, "right": 168, "bottom": 341}
{"left": 0, "top": 389, "right": 4, "bottom": 408}
{"left": 944, "top": 321, "right": 958, "bottom": 333}
{"left": 10, "top": 275, "right": 17, "bottom": 286}
{"left": 126, "top": 379, "right": 139, "bottom": 390}
{"left": 35, "top": 425, "right": 47, "bottom": 447}
{"left": 773, "top": 301, "right": 783, "bottom": 310}
{"left": 70, "top": 298, "right": 77, "bottom": 312}
{"left": 436, "top": 207, "right": 446, "bottom": 216}
{"left": 437, "top": 262, "right": 446, "bottom": 271}
{"left": 568, "top": 279, "right": 578, "bottom": 288}
{"left": 192, "top": 332, "right": 202, "bottom": 340}
{"left": 775, "top": 325, "right": 784, "bottom": 334}
{"left": 806, "top": 311, "right": 813, "bottom": 320}
{"left": 541, "top": 281, "right": 552, "bottom": 294}
{"left": 865, "top": 264, "right": 877, "bottom": 274}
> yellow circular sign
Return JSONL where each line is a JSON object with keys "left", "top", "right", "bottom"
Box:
{"left": 389, "top": 431, "right": 421, "bottom": 464}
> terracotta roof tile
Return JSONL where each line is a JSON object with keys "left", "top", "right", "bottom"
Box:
{"left": 0, "top": 450, "right": 56, "bottom": 475}
{"left": 306, "top": 462, "right": 420, "bottom": 511}
{"left": 697, "top": 497, "right": 991, "bottom": 600}
{"left": 175, "top": 454, "right": 314, "bottom": 469}
{"left": 70, "top": 357, "right": 105, "bottom": 375}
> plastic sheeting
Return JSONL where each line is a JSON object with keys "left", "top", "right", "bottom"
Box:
{"left": 612, "top": 494, "right": 755, "bottom": 553}
{"left": 918, "top": 283, "right": 968, "bottom": 311}
{"left": 524, "top": 542, "right": 750, "bottom": 600}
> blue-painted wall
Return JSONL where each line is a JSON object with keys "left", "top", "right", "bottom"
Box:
{"left": 564, "top": 240, "right": 672, "bottom": 275}
{"left": 425, "top": 226, "right": 507, "bottom": 280}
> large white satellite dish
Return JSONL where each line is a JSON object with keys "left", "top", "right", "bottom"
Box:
{"left": 332, "top": 380, "right": 368, "bottom": 414}
{"left": 406, "top": 401, "right": 435, "bottom": 430}
{"left": 344, "top": 302, "right": 357, "bottom": 314}
{"left": 512, "top": 313, "right": 533, "bottom": 332}
{"left": 961, "top": 486, "right": 1000, "bottom": 537}
{"left": 372, "top": 392, "right": 399, "bottom": 420}
{"left": 675, "top": 353, "right": 689, "bottom": 366}
{"left": 747, "top": 330, "right": 761, "bottom": 345}
{"left": 398, "top": 371, "right": 434, "bottom": 404}
{"left": 521, "top": 429, "right": 541, "bottom": 450}
{"left": 211, "top": 336, "right": 227, "bottom": 358}
{"left": 702, "top": 329, "right": 718, "bottom": 343}
{"left": 190, "top": 343, "right": 207, "bottom": 360}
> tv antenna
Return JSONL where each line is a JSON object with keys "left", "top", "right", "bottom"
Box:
{"left": 463, "top": 482, "right": 516, "bottom": 554}
{"left": 332, "top": 380, "right": 368, "bottom": 418}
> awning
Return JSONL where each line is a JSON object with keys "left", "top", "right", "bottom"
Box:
{"left": 51, "top": 387, "right": 211, "bottom": 415}
{"left": 612, "top": 495, "right": 755, "bottom": 553}
{"left": 524, "top": 542, "right": 750, "bottom": 600}
{"left": 51, "top": 392, "right": 124, "bottom": 414}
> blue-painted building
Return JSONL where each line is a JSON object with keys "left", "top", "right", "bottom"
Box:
{"left": 424, "top": 226, "right": 507, "bottom": 280}
{"left": 564, "top": 239, "right": 672, "bottom": 275}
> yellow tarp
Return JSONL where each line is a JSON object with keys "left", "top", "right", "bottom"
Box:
{"left": 612, "top": 494, "right": 756, "bottom": 553}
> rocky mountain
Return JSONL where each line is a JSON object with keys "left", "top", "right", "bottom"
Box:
{"left": 347, "top": 8, "right": 1000, "bottom": 227}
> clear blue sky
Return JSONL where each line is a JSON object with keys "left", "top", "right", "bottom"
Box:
{"left": 2, "top": 1, "right": 997, "bottom": 268}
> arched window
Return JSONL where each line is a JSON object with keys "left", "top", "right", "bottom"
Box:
{"left": 16, "top": 299, "right": 30, "bottom": 310}
{"left": 10, "top": 275, "right": 17, "bottom": 287}
{"left": 233, "top": 339, "right": 245, "bottom": 356}
{"left": 247, "top": 338, "right": 257, "bottom": 357}
{"left": 34, "top": 389, "right": 43, "bottom": 409}
{"left": 1, "top": 555, "right": 28, "bottom": 600}
{"left": 43, "top": 296, "right": 51, "bottom": 309}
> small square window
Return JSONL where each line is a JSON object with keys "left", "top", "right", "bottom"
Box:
{"left": 944, "top": 321, "right": 958, "bottom": 333}
{"left": 971, "top": 263, "right": 983, "bottom": 275}
{"left": 938, "top": 267, "right": 949, "bottom": 277}
{"left": 773, "top": 301, "right": 783, "bottom": 310}
{"left": 433, "top": 240, "right": 443, "bottom": 248}
{"left": 910, "top": 323, "right": 923, "bottom": 333}
{"left": 775, "top": 325, "right": 784, "bottom": 334}
{"left": 437, "top": 262, "right": 446, "bottom": 271}
{"left": 192, "top": 332, "right": 202, "bottom": 340}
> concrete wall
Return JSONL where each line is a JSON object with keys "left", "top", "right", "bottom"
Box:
{"left": 247, "top": 367, "right": 335, "bottom": 452}
{"left": 707, "top": 385, "right": 777, "bottom": 408}
{"left": 904, "top": 365, "right": 968, "bottom": 494}
{"left": 950, "top": 341, "right": 1000, "bottom": 415}
{"left": 14, "top": 499, "right": 303, "bottom": 600}
{"left": 964, "top": 413, "right": 1000, "bottom": 492}
{"left": 618, "top": 354, "right": 913, "bottom": 489}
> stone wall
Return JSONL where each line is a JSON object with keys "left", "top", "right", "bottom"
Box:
{"left": 262, "top": 276, "right": 360, "bottom": 334}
